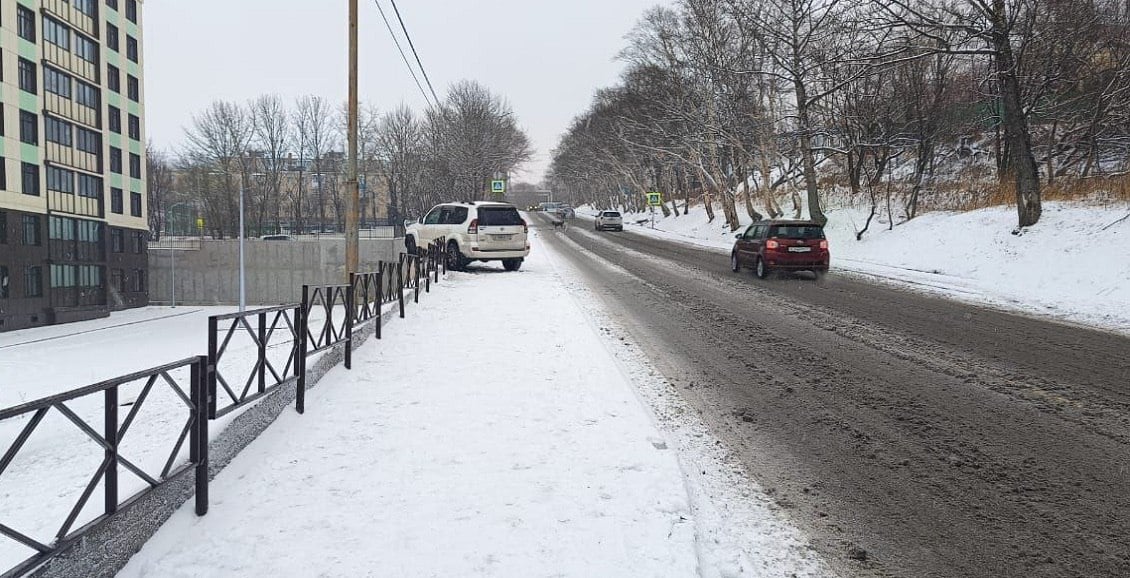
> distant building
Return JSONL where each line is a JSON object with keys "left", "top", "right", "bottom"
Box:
{"left": 0, "top": 0, "right": 149, "bottom": 332}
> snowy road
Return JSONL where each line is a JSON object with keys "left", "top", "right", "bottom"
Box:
{"left": 539, "top": 216, "right": 1130, "bottom": 578}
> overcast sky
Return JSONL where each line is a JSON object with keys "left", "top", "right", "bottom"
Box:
{"left": 145, "top": 0, "right": 671, "bottom": 182}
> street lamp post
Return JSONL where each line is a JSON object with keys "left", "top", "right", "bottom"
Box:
{"left": 238, "top": 177, "right": 246, "bottom": 312}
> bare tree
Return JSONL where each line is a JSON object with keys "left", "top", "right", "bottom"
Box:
{"left": 251, "top": 95, "right": 291, "bottom": 234}
{"left": 182, "top": 100, "right": 255, "bottom": 237}
{"left": 146, "top": 144, "right": 174, "bottom": 240}
{"left": 295, "top": 95, "right": 337, "bottom": 232}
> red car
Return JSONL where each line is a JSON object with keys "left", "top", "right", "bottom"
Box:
{"left": 731, "top": 220, "right": 830, "bottom": 278}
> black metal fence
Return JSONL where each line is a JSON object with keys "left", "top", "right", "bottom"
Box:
{"left": 0, "top": 240, "right": 451, "bottom": 577}
{"left": 0, "top": 357, "right": 209, "bottom": 578}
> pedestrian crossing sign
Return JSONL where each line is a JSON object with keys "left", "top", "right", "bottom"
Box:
{"left": 491, "top": 180, "right": 506, "bottom": 194}
{"left": 646, "top": 192, "right": 663, "bottom": 207}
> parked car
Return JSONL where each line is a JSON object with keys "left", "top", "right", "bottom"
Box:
{"left": 261, "top": 234, "right": 294, "bottom": 241}
{"left": 406, "top": 202, "right": 530, "bottom": 271}
{"left": 595, "top": 211, "right": 623, "bottom": 232}
{"left": 731, "top": 220, "right": 829, "bottom": 278}
{"left": 557, "top": 205, "right": 576, "bottom": 219}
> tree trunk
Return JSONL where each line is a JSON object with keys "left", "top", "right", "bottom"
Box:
{"left": 991, "top": 4, "right": 1042, "bottom": 227}
{"left": 794, "top": 78, "right": 826, "bottom": 224}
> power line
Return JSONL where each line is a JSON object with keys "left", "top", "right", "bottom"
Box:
{"left": 388, "top": 0, "right": 441, "bottom": 105}
{"left": 371, "top": 0, "right": 433, "bottom": 108}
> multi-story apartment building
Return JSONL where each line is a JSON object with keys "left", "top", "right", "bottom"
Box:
{"left": 0, "top": 0, "right": 148, "bottom": 332}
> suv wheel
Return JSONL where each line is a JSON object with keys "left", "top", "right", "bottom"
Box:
{"left": 503, "top": 258, "right": 523, "bottom": 272}
{"left": 731, "top": 253, "right": 740, "bottom": 272}
{"left": 447, "top": 241, "right": 467, "bottom": 271}
{"left": 755, "top": 257, "right": 770, "bottom": 279}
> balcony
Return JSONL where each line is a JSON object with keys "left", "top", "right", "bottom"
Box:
{"left": 45, "top": 92, "right": 101, "bottom": 130}
{"left": 46, "top": 140, "right": 101, "bottom": 176}
{"left": 42, "top": 0, "right": 99, "bottom": 39}
{"left": 43, "top": 41, "right": 99, "bottom": 85}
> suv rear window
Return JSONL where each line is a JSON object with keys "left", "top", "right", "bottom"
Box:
{"left": 769, "top": 225, "right": 825, "bottom": 239}
{"left": 478, "top": 207, "right": 523, "bottom": 226}
{"left": 602, "top": 212, "right": 621, "bottom": 217}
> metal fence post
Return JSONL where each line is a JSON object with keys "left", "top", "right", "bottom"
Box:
{"left": 376, "top": 268, "right": 384, "bottom": 340}
{"left": 434, "top": 241, "right": 440, "bottom": 284}
{"left": 297, "top": 285, "right": 309, "bottom": 414}
{"left": 191, "top": 356, "right": 209, "bottom": 515}
{"left": 348, "top": 272, "right": 357, "bottom": 323}
{"left": 104, "top": 386, "right": 119, "bottom": 516}
{"left": 345, "top": 285, "right": 354, "bottom": 370}
{"left": 257, "top": 312, "right": 267, "bottom": 395}
{"left": 207, "top": 316, "right": 218, "bottom": 419}
{"left": 397, "top": 258, "right": 406, "bottom": 319}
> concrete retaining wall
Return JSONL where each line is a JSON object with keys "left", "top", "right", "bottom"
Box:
{"left": 148, "top": 238, "right": 402, "bottom": 306}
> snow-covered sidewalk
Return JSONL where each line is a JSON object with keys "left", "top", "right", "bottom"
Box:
{"left": 118, "top": 240, "right": 701, "bottom": 577}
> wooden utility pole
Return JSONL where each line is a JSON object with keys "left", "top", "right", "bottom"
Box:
{"left": 345, "top": 0, "right": 361, "bottom": 281}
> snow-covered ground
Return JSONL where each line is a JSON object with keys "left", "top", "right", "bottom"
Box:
{"left": 0, "top": 304, "right": 342, "bottom": 571}
{"left": 116, "top": 231, "right": 832, "bottom": 578}
{"left": 580, "top": 201, "right": 1130, "bottom": 334}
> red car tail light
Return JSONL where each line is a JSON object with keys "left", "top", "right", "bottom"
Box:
{"left": 766, "top": 239, "right": 780, "bottom": 250}
{"left": 819, "top": 240, "right": 829, "bottom": 250}
{"left": 468, "top": 219, "right": 479, "bottom": 234}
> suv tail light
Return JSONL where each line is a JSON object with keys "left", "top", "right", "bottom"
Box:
{"left": 468, "top": 219, "right": 479, "bottom": 234}
{"left": 766, "top": 239, "right": 780, "bottom": 250}
{"left": 522, "top": 220, "right": 528, "bottom": 233}
{"left": 819, "top": 240, "right": 829, "bottom": 250}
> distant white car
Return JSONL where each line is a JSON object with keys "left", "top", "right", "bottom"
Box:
{"left": 595, "top": 211, "right": 623, "bottom": 232}
{"left": 406, "top": 202, "right": 530, "bottom": 271}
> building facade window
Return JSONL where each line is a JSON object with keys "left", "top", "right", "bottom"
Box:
{"left": 132, "top": 231, "right": 145, "bottom": 254}
{"left": 0, "top": 211, "right": 7, "bottom": 244}
{"left": 44, "top": 67, "right": 72, "bottom": 98}
{"left": 75, "top": 35, "right": 99, "bottom": 64}
{"left": 78, "top": 174, "right": 102, "bottom": 198}
{"left": 22, "top": 163, "right": 40, "bottom": 196}
{"left": 127, "top": 75, "right": 139, "bottom": 101}
{"left": 75, "top": 0, "right": 98, "bottom": 18}
{"left": 47, "top": 166, "right": 75, "bottom": 194}
{"left": 126, "top": 0, "right": 137, "bottom": 23}
{"left": 76, "top": 80, "right": 99, "bottom": 109}
{"left": 17, "top": 6, "right": 36, "bottom": 42}
{"left": 130, "top": 192, "right": 142, "bottom": 216}
{"left": 43, "top": 17, "right": 71, "bottom": 50}
{"left": 111, "top": 188, "right": 124, "bottom": 214}
{"left": 129, "top": 153, "right": 141, "bottom": 178}
{"left": 128, "top": 114, "right": 140, "bottom": 139}
{"left": 0, "top": 266, "right": 9, "bottom": 299}
{"left": 19, "top": 111, "right": 38, "bottom": 145}
{"left": 106, "top": 23, "right": 119, "bottom": 51}
{"left": 110, "top": 147, "right": 122, "bottom": 173}
{"left": 126, "top": 36, "right": 138, "bottom": 63}
{"left": 46, "top": 116, "right": 74, "bottom": 147}
{"left": 22, "top": 215, "right": 41, "bottom": 246}
{"left": 111, "top": 228, "right": 124, "bottom": 252}
{"left": 26, "top": 266, "right": 44, "bottom": 298}
{"left": 18, "top": 58, "right": 37, "bottom": 94}
{"left": 107, "top": 64, "right": 120, "bottom": 92}
{"left": 0, "top": 159, "right": 5, "bottom": 189}
{"left": 76, "top": 127, "right": 101, "bottom": 155}
{"left": 107, "top": 0, "right": 119, "bottom": 11}
{"left": 108, "top": 106, "right": 122, "bottom": 133}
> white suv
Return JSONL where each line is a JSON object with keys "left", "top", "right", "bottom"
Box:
{"left": 406, "top": 202, "right": 530, "bottom": 271}
{"left": 595, "top": 211, "right": 623, "bottom": 232}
